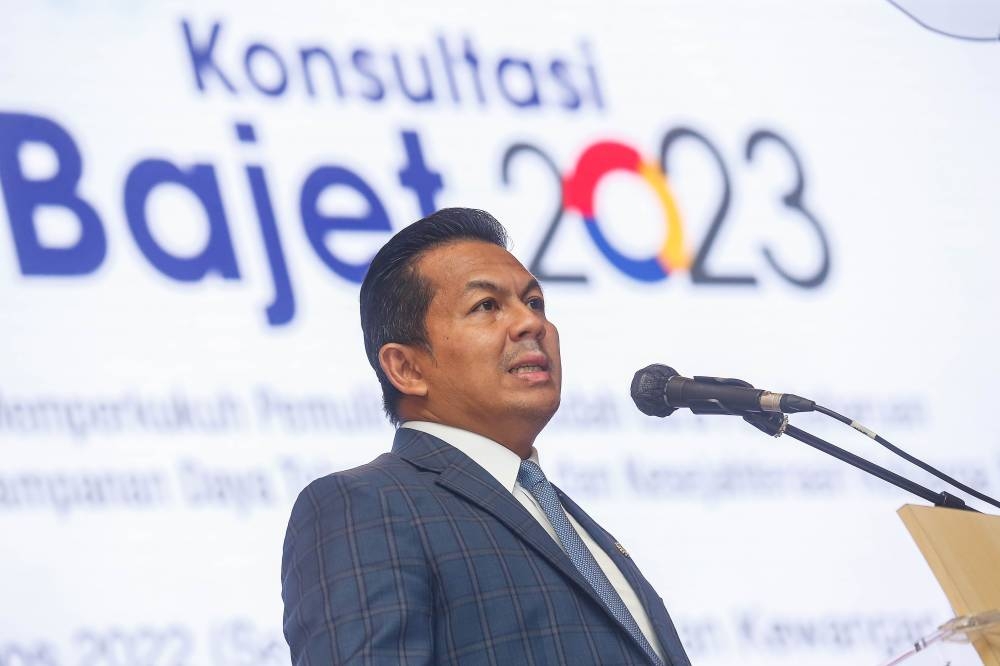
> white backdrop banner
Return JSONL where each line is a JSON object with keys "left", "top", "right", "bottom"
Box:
{"left": 2, "top": 1, "right": 999, "bottom": 665}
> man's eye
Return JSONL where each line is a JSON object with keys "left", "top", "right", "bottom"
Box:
{"left": 527, "top": 297, "right": 545, "bottom": 311}
{"left": 473, "top": 299, "right": 497, "bottom": 312}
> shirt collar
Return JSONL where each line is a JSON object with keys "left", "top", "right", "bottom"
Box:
{"left": 401, "top": 421, "right": 539, "bottom": 494}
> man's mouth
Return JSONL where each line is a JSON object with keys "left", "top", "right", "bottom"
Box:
{"left": 511, "top": 364, "right": 546, "bottom": 375}
{"left": 508, "top": 353, "right": 550, "bottom": 376}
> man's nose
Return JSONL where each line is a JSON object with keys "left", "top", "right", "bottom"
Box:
{"left": 510, "top": 301, "right": 546, "bottom": 341}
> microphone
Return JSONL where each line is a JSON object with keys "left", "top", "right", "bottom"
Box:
{"left": 630, "top": 364, "right": 815, "bottom": 417}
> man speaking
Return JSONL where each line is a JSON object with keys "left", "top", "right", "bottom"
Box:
{"left": 281, "top": 208, "right": 691, "bottom": 665}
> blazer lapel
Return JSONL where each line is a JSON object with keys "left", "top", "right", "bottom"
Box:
{"left": 391, "top": 429, "right": 639, "bottom": 646}
{"left": 436, "top": 460, "right": 599, "bottom": 598}
{"left": 558, "top": 488, "right": 691, "bottom": 666}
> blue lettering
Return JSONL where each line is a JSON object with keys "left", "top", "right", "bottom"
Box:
{"left": 0, "top": 112, "right": 106, "bottom": 275}
{"left": 433, "top": 34, "right": 486, "bottom": 106}
{"left": 350, "top": 48, "right": 385, "bottom": 102}
{"left": 396, "top": 130, "right": 443, "bottom": 217}
{"left": 497, "top": 57, "right": 541, "bottom": 108}
{"left": 549, "top": 59, "right": 582, "bottom": 110}
{"left": 580, "top": 40, "right": 605, "bottom": 110}
{"left": 435, "top": 35, "right": 461, "bottom": 104}
{"left": 181, "top": 19, "right": 238, "bottom": 94}
{"left": 462, "top": 37, "right": 486, "bottom": 104}
{"left": 244, "top": 43, "right": 288, "bottom": 97}
{"left": 235, "top": 123, "right": 295, "bottom": 327}
{"left": 391, "top": 52, "right": 435, "bottom": 103}
{"left": 123, "top": 160, "right": 240, "bottom": 281}
{"left": 300, "top": 166, "right": 392, "bottom": 283}
{"left": 299, "top": 47, "right": 345, "bottom": 99}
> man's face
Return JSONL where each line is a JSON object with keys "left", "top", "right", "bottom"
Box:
{"left": 412, "top": 240, "right": 562, "bottom": 443}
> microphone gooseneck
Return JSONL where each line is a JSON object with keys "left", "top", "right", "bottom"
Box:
{"left": 629, "top": 362, "right": 1000, "bottom": 512}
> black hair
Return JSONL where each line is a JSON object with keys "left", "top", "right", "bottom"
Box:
{"left": 359, "top": 207, "right": 509, "bottom": 425}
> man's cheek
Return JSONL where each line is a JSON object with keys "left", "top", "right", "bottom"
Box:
{"left": 548, "top": 325, "right": 561, "bottom": 356}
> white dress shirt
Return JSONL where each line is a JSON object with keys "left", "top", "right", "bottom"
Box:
{"left": 402, "top": 421, "right": 665, "bottom": 661}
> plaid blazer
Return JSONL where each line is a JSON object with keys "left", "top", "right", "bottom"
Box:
{"left": 282, "top": 428, "right": 691, "bottom": 666}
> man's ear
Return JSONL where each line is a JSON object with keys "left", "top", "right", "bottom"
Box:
{"left": 378, "top": 343, "right": 429, "bottom": 397}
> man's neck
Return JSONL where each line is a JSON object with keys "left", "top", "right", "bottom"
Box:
{"left": 398, "top": 408, "right": 540, "bottom": 459}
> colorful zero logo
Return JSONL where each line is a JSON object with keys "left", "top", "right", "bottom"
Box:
{"left": 562, "top": 141, "right": 690, "bottom": 281}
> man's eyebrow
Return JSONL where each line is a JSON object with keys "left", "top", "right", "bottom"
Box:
{"left": 521, "top": 278, "right": 543, "bottom": 299}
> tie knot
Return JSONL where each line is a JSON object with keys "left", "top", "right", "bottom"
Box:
{"left": 517, "top": 459, "right": 547, "bottom": 491}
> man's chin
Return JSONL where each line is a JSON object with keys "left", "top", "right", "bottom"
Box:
{"left": 512, "top": 393, "right": 561, "bottom": 426}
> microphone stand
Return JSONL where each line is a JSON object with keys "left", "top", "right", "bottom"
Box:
{"left": 743, "top": 413, "right": 975, "bottom": 512}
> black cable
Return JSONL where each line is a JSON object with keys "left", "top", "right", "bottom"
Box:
{"left": 743, "top": 412, "right": 975, "bottom": 511}
{"left": 814, "top": 404, "right": 1000, "bottom": 511}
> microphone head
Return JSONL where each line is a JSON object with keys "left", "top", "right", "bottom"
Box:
{"left": 630, "top": 364, "right": 679, "bottom": 417}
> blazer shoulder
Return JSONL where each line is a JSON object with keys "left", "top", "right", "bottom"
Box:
{"left": 286, "top": 452, "right": 421, "bottom": 526}
{"left": 309, "top": 451, "right": 411, "bottom": 486}
{"left": 282, "top": 452, "right": 427, "bottom": 571}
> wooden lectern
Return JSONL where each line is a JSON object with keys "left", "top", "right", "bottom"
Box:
{"left": 890, "top": 505, "right": 1000, "bottom": 665}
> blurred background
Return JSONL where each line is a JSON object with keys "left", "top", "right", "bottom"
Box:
{"left": 2, "top": 1, "right": 999, "bottom": 664}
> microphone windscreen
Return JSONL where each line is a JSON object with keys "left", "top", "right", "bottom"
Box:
{"left": 630, "top": 364, "right": 678, "bottom": 417}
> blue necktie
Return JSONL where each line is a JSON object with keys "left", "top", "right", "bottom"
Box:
{"left": 517, "top": 459, "right": 665, "bottom": 666}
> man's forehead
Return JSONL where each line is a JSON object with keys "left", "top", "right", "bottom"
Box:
{"left": 417, "top": 240, "right": 534, "bottom": 288}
